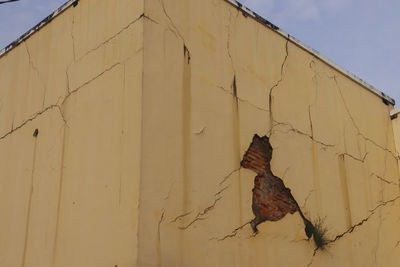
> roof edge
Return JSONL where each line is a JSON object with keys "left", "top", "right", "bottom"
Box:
{"left": 390, "top": 107, "right": 400, "bottom": 120}
{"left": 0, "top": 0, "right": 395, "bottom": 106}
{"left": 0, "top": 0, "right": 78, "bottom": 59}
{"left": 225, "top": 0, "right": 395, "bottom": 106}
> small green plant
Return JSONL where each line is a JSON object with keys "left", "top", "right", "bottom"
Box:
{"left": 311, "top": 217, "right": 329, "bottom": 249}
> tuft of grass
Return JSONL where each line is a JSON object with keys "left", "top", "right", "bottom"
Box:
{"left": 311, "top": 217, "right": 329, "bottom": 249}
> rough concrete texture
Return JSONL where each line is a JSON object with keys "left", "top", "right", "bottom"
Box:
{"left": 0, "top": 0, "right": 399, "bottom": 266}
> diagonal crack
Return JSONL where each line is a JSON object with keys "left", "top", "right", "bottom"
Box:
{"left": 159, "top": 0, "right": 187, "bottom": 47}
{"left": 0, "top": 104, "right": 65, "bottom": 141}
{"left": 171, "top": 167, "right": 240, "bottom": 230}
{"left": 1, "top": 57, "right": 130, "bottom": 143}
{"left": 330, "top": 75, "right": 397, "bottom": 160}
{"left": 178, "top": 196, "right": 223, "bottom": 230}
{"left": 76, "top": 13, "right": 145, "bottom": 62}
{"left": 169, "top": 211, "right": 193, "bottom": 224}
{"left": 330, "top": 196, "right": 400, "bottom": 247}
{"left": 307, "top": 248, "right": 318, "bottom": 267}
{"left": 217, "top": 85, "right": 269, "bottom": 112}
{"left": 308, "top": 196, "right": 400, "bottom": 266}
{"left": 371, "top": 173, "right": 399, "bottom": 186}
{"left": 271, "top": 119, "right": 336, "bottom": 149}
{"left": 209, "top": 221, "right": 250, "bottom": 241}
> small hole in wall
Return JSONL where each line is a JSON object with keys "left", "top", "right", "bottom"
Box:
{"left": 33, "top": 129, "right": 39, "bottom": 137}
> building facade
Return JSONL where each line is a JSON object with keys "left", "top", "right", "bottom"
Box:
{"left": 0, "top": 0, "right": 399, "bottom": 266}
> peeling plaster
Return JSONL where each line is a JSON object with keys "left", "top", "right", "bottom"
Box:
{"left": 241, "top": 134, "right": 314, "bottom": 238}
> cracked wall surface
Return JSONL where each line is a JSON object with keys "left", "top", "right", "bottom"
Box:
{"left": 138, "top": 0, "right": 400, "bottom": 266}
{"left": 0, "top": 0, "right": 144, "bottom": 266}
{"left": 1, "top": 0, "right": 400, "bottom": 266}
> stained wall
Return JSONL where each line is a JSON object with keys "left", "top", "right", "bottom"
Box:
{"left": 0, "top": 0, "right": 144, "bottom": 266}
{"left": 139, "top": 0, "right": 400, "bottom": 266}
{"left": 0, "top": 0, "right": 399, "bottom": 266}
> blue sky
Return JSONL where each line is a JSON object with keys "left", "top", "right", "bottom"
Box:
{"left": 1, "top": 0, "right": 399, "bottom": 105}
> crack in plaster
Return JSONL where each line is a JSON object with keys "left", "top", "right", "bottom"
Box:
{"left": 302, "top": 190, "right": 315, "bottom": 210}
{"left": 330, "top": 196, "right": 400, "bottom": 244}
{"left": 373, "top": 122, "right": 391, "bottom": 266}
{"left": 308, "top": 196, "right": 400, "bottom": 266}
{"left": 338, "top": 152, "right": 368, "bottom": 163}
{"left": 271, "top": 120, "right": 336, "bottom": 149}
{"left": 76, "top": 13, "right": 145, "bottom": 62}
{"left": 0, "top": 104, "right": 65, "bottom": 142}
{"left": 157, "top": 210, "right": 165, "bottom": 267}
{"left": 268, "top": 38, "right": 289, "bottom": 125}
{"left": 178, "top": 196, "right": 223, "bottom": 230}
{"left": 24, "top": 42, "right": 48, "bottom": 109}
{"left": 1, "top": 57, "right": 128, "bottom": 143}
{"left": 169, "top": 211, "right": 193, "bottom": 224}
{"left": 21, "top": 135, "right": 39, "bottom": 267}
{"left": 219, "top": 167, "right": 241, "bottom": 186}
{"left": 71, "top": 13, "right": 76, "bottom": 61}
{"left": 371, "top": 173, "right": 399, "bottom": 186}
{"left": 209, "top": 221, "right": 250, "bottom": 241}
{"left": 308, "top": 58, "right": 322, "bottom": 141}
{"left": 143, "top": 14, "right": 160, "bottom": 25}
{"left": 217, "top": 85, "right": 269, "bottom": 112}
{"left": 225, "top": 8, "right": 238, "bottom": 77}
{"left": 330, "top": 75, "right": 397, "bottom": 160}
{"left": 170, "top": 167, "right": 240, "bottom": 230}
{"left": 159, "top": 0, "right": 187, "bottom": 48}
{"left": 307, "top": 248, "right": 318, "bottom": 267}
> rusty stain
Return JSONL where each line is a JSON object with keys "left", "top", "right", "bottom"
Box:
{"left": 241, "top": 134, "right": 314, "bottom": 238}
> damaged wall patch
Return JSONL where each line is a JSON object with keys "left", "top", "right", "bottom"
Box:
{"left": 241, "top": 134, "right": 319, "bottom": 244}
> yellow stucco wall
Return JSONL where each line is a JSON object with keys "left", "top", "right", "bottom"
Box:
{"left": 140, "top": 0, "right": 400, "bottom": 266}
{"left": 1, "top": 0, "right": 400, "bottom": 266}
{"left": 0, "top": 0, "right": 144, "bottom": 266}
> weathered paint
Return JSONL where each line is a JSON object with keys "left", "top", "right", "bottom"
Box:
{"left": 0, "top": 0, "right": 399, "bottom": 266}
{"left": 0, "top": 0, "right": 144, "bottom": 266}
{"left": 140, "top": 0, "right": 400, "bottom": 266}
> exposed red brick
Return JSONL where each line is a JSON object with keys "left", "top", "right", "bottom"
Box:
{"left": 242, "top": 134, "right": 299, "bottom": 232}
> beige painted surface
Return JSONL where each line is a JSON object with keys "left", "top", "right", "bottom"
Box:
{"left": 0, "top": 0, "right": 144, "bottom": 266}
{"left": 139, "top": 0, "right": 400, "bottom": 266}
{"left": 1, "top": 0, "right": 400, "bottom": 266}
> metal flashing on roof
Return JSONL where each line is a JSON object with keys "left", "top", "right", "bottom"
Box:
{"left": 0, "top": 0, "right": 78, "bottom": 59}
{"left": 390, "top": 107, "right": 400, "bottom": 120}
{"left": 0, "top": 0, "right": 395, "bottom": 106}
{"left": 225, "top": 0, "right": 395, "bottom": 106}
